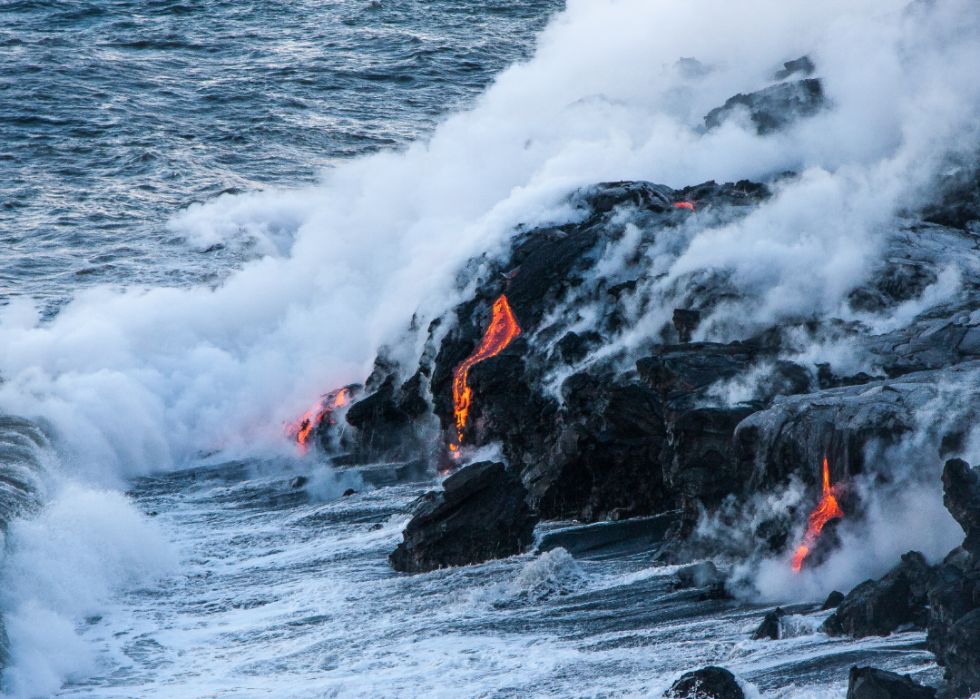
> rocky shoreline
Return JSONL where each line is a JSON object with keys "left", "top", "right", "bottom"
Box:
{"left": 297, "top": 61, "right": 980, "bottom": 697}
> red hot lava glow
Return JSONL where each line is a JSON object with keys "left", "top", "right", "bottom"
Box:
{"left": 451, "top": 295, "right": 521, "bottom": 451}
{"left": 791, "top": 456, "right": 844, "bottom": 572}
{"left": 673, "top": 201, "right": 696, "bottom": 211}
{"left": 287, "top": 387, "right": 350, "bottom": 454}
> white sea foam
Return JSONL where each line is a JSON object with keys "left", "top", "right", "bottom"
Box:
{"left": 0, "top": 485, "right": 176, "bottom": 697}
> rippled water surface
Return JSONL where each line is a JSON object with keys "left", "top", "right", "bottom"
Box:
{"left": 0, "top": 0, "right": 560, "bottom": 316}
{"left": 48, "top": 461, "right": 941, "bottom": 698}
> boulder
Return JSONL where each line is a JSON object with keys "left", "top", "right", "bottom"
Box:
{"left": 822, "top": 551, "right": 935, "bottom": 638}
{"left": 664, "top": 666, "right": 744, "bottom": 699}
{"left": 845, "top": 666, "right": 936, "bottom": 699}
{"left": 926, "top": 559, "right": 980, "bottom": 669}
{"left": 675, "top": 561, "right": 727, "bottom": 599}
{"left": 822, "top": 590, "right": 845, "bottom": 610}
{"left": 389, "top": 462, "right": 538, "bottom": 573}
{"left": 752, "top": 607, "right": 786, "bottom": 640}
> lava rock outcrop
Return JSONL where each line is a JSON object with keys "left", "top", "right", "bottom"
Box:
{"left": 664, "top": 666, "right": 744, "bottom": 699}
{"left": 845, "top": 667, "right": 936, "bottom": 699}
{"left": 389, "top": 461, "right": 538, "bottom": 573}
{"left": 821, "top": 551, "right": 935, "bottom": 638}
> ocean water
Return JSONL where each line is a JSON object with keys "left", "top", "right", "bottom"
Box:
{"left": 0, "top": 0, "right": 979, "bottom": 696}
{"left": 0, "top": 0, "right": 559, "bottom": 317}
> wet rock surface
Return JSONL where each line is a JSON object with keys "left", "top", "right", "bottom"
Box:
{"left": 536, "top": 511, "right": 680, "bottom": 559}
{"left": 924, "top": 459, "right": 980, "bottom": 697}
{"left": 703, "top": 78, "right": 825, "bottom": 135}
{"left": 846, "top": 666, "right": 937, "bottom": 699}
{"left": 822, "top": 551, "right": 935, "bottom": 639}
{"left": 389, "top": 461, "right": 538, "bottom": 573}
{"left": 752, "top": 608, "right": 785, "bottom": 641}
{"left": 942, "top": 459, "right": 980, "bottom": 558}
{"left": 293, "top": 111, "right": 980, "bottom": 695}
{"left": 664, "top": 666, "right": 745, "bottom": 699}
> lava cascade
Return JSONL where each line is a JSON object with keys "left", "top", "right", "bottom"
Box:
{"left": 451, "top": 295, "right": 521, "bottom": 450}
{"left": 791, "top": 456, "right": 844, "bottom": 572}
{"left": 288, "top": 387, "right": 350, "bottom": 453}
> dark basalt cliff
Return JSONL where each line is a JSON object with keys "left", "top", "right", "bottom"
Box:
{"left": 298, "top": 57, "right": 980, "bottom": 697}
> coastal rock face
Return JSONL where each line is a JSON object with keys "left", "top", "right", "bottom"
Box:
{"left": 845, "top": 667, "right": 936, "bottom": 699}
{"left": 664, "top": 666, "right": 744, "bottom": 699}
{"left": 703, "top": 78, "right": 825, "bottom": 135}
{"left": 318, "top": 161, "right": 980, "bottom": 581}
{"left": 942, "top": 459, "right": 980, "bottom": 558}
{"left": 389, "top": 461, "right": 538, "bottom": 573}
{"left": 821, "top": 551, "right": 934, "bottom": 638}
{"left": 924, "top": 459, "right": 980, "bottom": 697}
{"left": 328, "top": 166, "right": 980, "bottom": 537}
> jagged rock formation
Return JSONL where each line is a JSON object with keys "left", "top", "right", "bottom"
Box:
{"left": 664, "top": 666, "right": 744, "bottom": 699}
{"left": 845, "top": 667, "right": 936, "bottom": 699}
{"left": 925, "top": 459, "right": 980, "bottom": 697}
{"left": 389, "top": 461, "right": 538, "bottom": 573}
{"left": 822, "top": 459, "right": 980, "bottom": 697}
{"left": 703, "top": 78, "right": 825, "bottom": 135}
{"left": 306, "top": 54, "right": 980, "bottom": 594}
{"left": 821, "top": 551, "right": 935, "bottom": 638}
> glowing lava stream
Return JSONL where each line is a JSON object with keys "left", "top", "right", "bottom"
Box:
{"left": 791, "top": 456, "right": 844, "bottom": 572}
{"left": 290, "top": 387, "right": 350, "bottom": 454}
{"left": 451, "top": 295, "right": 521, "bottom": 451}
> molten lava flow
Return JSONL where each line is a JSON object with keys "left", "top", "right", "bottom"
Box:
{"left": 673, "top": 201, "right": 696, "bottom": 211}
{"left": 451, "top": 295, "right": 521, "bottom": 450}
{"left": 791, "top": 456, "right": 844, "bottom": 572}
{"left": 287, "top": 387, "right": 352, "bottom": 454}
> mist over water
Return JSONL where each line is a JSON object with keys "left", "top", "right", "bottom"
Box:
{"left": 1, "top": 0, "right": 979, "bottom": 695}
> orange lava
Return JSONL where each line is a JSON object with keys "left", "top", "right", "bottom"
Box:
{"left": 287, "top": 387, "right": 352, "bottom": 454}
{"left": 673, "top": 201, "right": 696, "bottom": 211}
{"left": 791, "top": 457, "right": 844, "bottom": 572}
{"left": 451, "top": 295, "right": 521, "bottom": 449}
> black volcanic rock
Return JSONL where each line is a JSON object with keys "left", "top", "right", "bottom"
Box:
{"left": 673, "top": 309, "right": 701, "bottom": 343}
{"left": 389, "top": 461, "right": 538, "bottom": 573}
{"left": 822, "top": 590, "right": 845, "bottom": 610}
{"left": 942, "top": 458, "right": 980, "bottom": 559}
{"left": 846, "top": 666, "right": 936, "bottom": 699}
{"left": 703, "top": 78, "right": 825, "bottom": 135}
{"left": 943, "top": 609, "right": 980, "bottom": 698}
{"left": 927, "top": 557, "right": 980, "bottom": 667}
{"left": 675, "top": 560, "right": 726, "bottom": 591}
{"left": 925, "top": 467, "right": 980, "bottom": 697}
{"left": 752, "top": 607, "right": 786, "bottom": 640}
{"left": 556, "top": 330, "right": 603, "bottom": 364}
{"left": 524, "top": 374, "right": 670, "bottom": 522}
{"left": 822, "top": 551, "right": 935, "bottom": 638}
{"left": 774, "top": 56, "right": 815, "bottom": 81}
{"left": 664, "top": 666, "right": 744, "bottom": 699}
{"left": 921, "top": 155, "right": 980, "bottom": 232}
